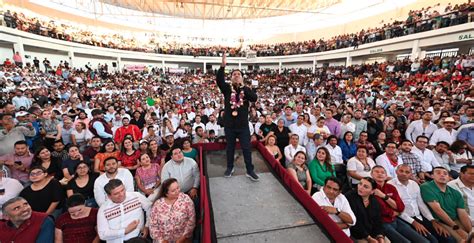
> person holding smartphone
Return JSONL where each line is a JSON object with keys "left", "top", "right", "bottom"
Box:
{"left": 0, "top": 140, "right": 33, "bottom": 185}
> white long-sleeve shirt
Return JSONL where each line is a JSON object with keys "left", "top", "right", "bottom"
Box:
{"left": 312, "top": 190, "right": 356, "bottom": 236}
{"left": 161, "top": 157, "right": 200, "bottom": 193}
{"left": 289, "top": 123, "right": 308, "bottom": 146}
{"left": 284, "top": 144, "right": 306, "bottom": 167}
{"left": 411, "top": 147, "right": 440, "bottom": 172}
{"left": 97, "top": 192, "right": 152, "bottom": 243}
{"left": 0, "top": 177, "right": 23, "bottom": 218}
{"left": 94, "top": 168, "right": 135, "bottom": 207}
{"left": 405, "top": 120, "right": 438, "bottom": 143}
{"left": 448, "top": 178, "right": 474, "bottom": 225}
{"left": 388, "top": 178, "right": 434, "bottom": 224}
{"left": 325, "top": 144, "right": 343, "bottom": 165}
{"left": 12, "top": 96, "right": 32, "bottom": 110}
{"left": 430, "top": 128, "right": 458, "bottom": 146}
{"left": 375, "top": 153, "right": 403, "bottom": 179}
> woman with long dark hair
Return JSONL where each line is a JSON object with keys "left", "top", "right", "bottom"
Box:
{"left": 66, "top": 161, "right": 99, "bottom": 207}
{"left": 93, "top": 140, "right": 120, "bottom": 173}
{"left": 31, "top": 146, "right": 63, "bottom": 180}
{"left": 119, "top": 138, "right": 141, "bottom": 175}
{"left": 339, "top": 131, "right": 357, "bottom": 163}
{"left": 308, "top": 147, "right": 335, "bottom": 191}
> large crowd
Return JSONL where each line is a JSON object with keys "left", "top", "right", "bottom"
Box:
{"left": 3, "top": 1, "right": 474, "bottom": 57}
{"left": 0, "top": 45, "right": 473, "bottom": 242}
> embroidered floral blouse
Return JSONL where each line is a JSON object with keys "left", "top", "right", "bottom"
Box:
{"left": 149, "top": 192, "right": 196, "bottom": 242}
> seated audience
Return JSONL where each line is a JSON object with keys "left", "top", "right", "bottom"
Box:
{"left": 135, "top": 153, "right": 161, "bottom": 197}
{"left": 287, "top": 151, "right": 312, "bottom": 194}
{"left": 347, "top": 147, "right": 376, "bottom": 187}
{"left": 0, "top": 197, "right": 55, "bottom": 242}
{"left": 0, "top": 140, "right": 34, "bottom": 185}
{"left": 161, "top": 147, "right": 200, "bottom": 201}
{"left": 97, "top": 179, "right": 152, "bottom": 242}
{"left": 31, "top": 146, "right": 63, "bottom": 180}
{"left": 149, "top": 178, "right": 196, "bottom": 243}
{"left": 19, "top": 166, "right": 64, "bottom": 218}
{"left": 55, "top": 193, "right": 99, "bottom": 243}
{"left": 93, "top": 156, "right": 134, "bottom": 207}
{"left": 312, "top": 177, "right": 356, "bottom": 236}
{"left": 265, "top": 135, "right": 283, "bottom": 162}
{"left": 345, "top": 177, "right": 386, "bottom": 242}
{"left": 284, "top": 134, "right": 306, "bottom": 167}
{"left": 308, "top": 147, "right": 335, "bottom": 190}
{"left": 66, "top": 161, "right": 99, "bottom": 207}
{"left": 0, "top": 167, "right": 23, "bottom": 218}
{"left": 93, "top": 140, "right": 120, "bottom": 173}
{"left": 421, "top": 166, "right": 472, "bottom": 242}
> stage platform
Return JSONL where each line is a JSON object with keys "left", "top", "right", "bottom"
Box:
{"left": 205, "top": 150, "right": 330, "bottom": 243}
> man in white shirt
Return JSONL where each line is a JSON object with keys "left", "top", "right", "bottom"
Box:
{"left": 325, "top": 135, "right": 343, "bottom": 165}
{"left": 97, "top": 179, "right": 152, "bottom": 243}
{"left": 375, "top": 142, "right": 403, "bottom": 179}
{"left": 289, "top": 115, "right": 307, "bottom": 146}
{"left": 205, "top": 114, "right": 221, "bottom": 137}
{"left": 430, "top": 117, "right": 459, "bottom": 146}
{"left": 0, "top": 167, "right": 23, "bottom": 218}
{"left": 192, "top": 115, "right": 206, "bottom": 135}
{"left": 405, "top": 111, "right": 438, "bottom": 143}
{"left": 412, "top": 136, "right": 440, "bottom": 174}
{"left": 284, "top": 134, "right": 306, "bottom": 167}
{"left": 388, "top": 164, "right": 452, "bottom": 243}
{"left": 11, "top": 90, "right": 32, "bottom": 110}
{"left": 94, "top": 157, "right": 135, "bottom": 207}
{"left": 312, "top": 177, "right": 355, "bottom": 236}
{"left": 432, "top": 141, "right": 455, "bottom": 174}
{"left": 448, "top": 165, "right": 474, "bottom": 225}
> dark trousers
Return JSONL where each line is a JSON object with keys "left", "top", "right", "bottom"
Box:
{"left": 224, "top": 127, "right": 254, "bottom": 173}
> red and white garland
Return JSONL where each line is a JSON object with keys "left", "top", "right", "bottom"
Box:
{"left": 230, "top": 86, "right": 245, "bottom": 110}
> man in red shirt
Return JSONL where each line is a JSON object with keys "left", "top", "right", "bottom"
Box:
{"left": 371, "top": 165, "right": 429, "bottom": 243}
{"left": 0, "top": 197, "right": 54, "bottom": 242}
{"left": 114, "top": 117, "right": 142, "bottom": 147}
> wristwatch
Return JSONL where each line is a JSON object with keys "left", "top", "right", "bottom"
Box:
{"left": 452, "top": 225, "right": 460, "bottom": 230}
{"left": 335, "top": 208, "right": 341, "bottom": 215}
{"left": 383, "top": 195, "right": 390, "bottom": 201}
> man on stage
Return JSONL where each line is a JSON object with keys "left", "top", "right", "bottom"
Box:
{"left": 217, "top": 52, "right": 259, "bottom": 181}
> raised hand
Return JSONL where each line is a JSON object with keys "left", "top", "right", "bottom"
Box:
{"left": 221, "top": 51, "right": 227, "bottom": 67}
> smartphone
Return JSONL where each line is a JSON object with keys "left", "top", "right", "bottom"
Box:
{"left": 14, "top": 161, "right": 22, "bottom": 165}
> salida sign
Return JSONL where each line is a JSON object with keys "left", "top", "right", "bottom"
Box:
{"left": 458, "top": 33, "right": 474, "bottom": 40}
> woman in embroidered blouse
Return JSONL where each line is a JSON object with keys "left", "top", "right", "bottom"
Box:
{"left": 308, "top": 147, "right": 335, "bottom": 190}
{"left": 150, "top": 178, "right": 196, "bottom": 243}
{"left": 287, "top": 151, "right": 312, "bottom": 195}
{"left": 135, "top": 153, "right": 161, "bottom": 197}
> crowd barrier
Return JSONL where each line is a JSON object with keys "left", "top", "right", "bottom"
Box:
{"left": 195, "top": 142, "right": 351, "bottom": 243}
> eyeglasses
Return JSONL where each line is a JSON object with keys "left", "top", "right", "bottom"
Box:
{"left": 30, "top": 171, "right": 44, "bottom": 177}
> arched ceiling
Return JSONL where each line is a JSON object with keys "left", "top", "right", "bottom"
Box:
{"left": 100, "top": 0, "right": 341, "bottom": 19}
